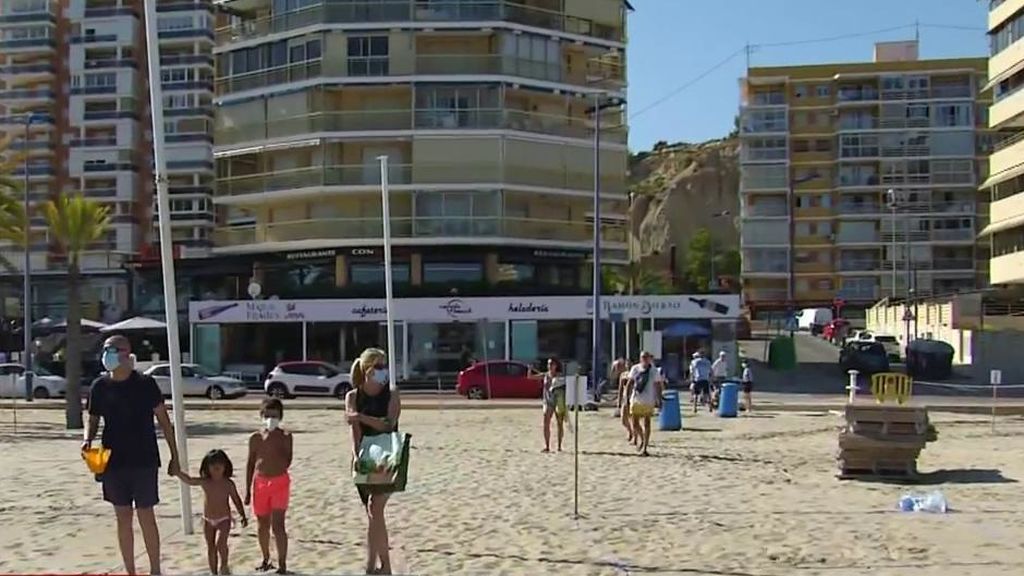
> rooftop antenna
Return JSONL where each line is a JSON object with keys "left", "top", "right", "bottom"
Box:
{"left": 915, "top": 20, "right": 920, "bottom": 43}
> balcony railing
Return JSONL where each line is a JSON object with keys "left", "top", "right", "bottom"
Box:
{"left": 838, "top": 260, "right": 880, "bottom": 271}
{"left": 215, "top": 108, "right": 624, "bottom": 145}
{"left": 214, "top": 216, "right": 626, "bottom": 247}
{"left": 217, "top": 162, "right": 625, "bottom": 196}
{"left": 215, "top": 0, "right": 624, "bottom": 45}
{"left": 743, "top": 289, "right": 790, "bottom": 301}
{"left": 742, "top": 263, "right": 788, "bottom": 273}
{"left": 837, "top": 286, "right": 880, "bottom": 301}
{"left": 741, "top": 149, "right": 787, "bottom": 162}
{"left": 742, "top": 204, "right": 788, "bottom": 217}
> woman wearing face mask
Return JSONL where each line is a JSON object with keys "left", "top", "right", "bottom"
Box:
{"left": 346, "top": 348, "right": 402, "bottom": 575}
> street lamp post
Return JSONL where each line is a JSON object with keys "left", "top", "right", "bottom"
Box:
{"left": 22, "top": 112, "right": 46, "bottom": 401}
{"left": 708, "top": 211, "right": 730, "bottom": 292}
{"left": 887, "top": 188, "right": 898, "bottom": 299}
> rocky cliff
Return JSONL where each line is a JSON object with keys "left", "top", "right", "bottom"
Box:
{"left": 628, "top": 138, "right": 740, "bottom": 275}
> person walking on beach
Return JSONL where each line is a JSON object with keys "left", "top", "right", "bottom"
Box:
{"left": 82, "top": 335, "right": 181, "bottom": 576}
{"left": 611, "top": 357, "right": 633, "bottom": 442}
{"left": 529, "top": 357, "right": 567, "bottom": 452}
{"left": 347, "top": 348, "right": 402, "bottom": 575}
{"left": 624, "top": 351, "right": 664, "bottom": 456}
{"left": 741, "top": 360, "right": 754, "bottom": 413}
{"left": 175, "top": 449, "right": 248, "bottom": 574}
{"left": 711, "top": 350, "right": 729, "bottom": 409}
{"left": 690, "top": 351, "right": 713, "bottom": 413}
{"left": 245, "top": 399, "right": 293, "bottom": 574}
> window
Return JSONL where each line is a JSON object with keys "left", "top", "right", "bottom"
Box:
{"left": 164, "top": 94, "right": 196, "bottom": 109}
{"left": 815, "top": 84, "right": 830, "bottom": 97}
{"left": 348, "top": 36, "right": 389, "bottom": 76}
{"left": 423, "top": 262, "right": 484, "bottom": 283}
{"left": 161, "top": 68, "right": 191, "bottom": 83}
{"left": 349, "top": 263, "right": 411, "bottom": 285}
{"left": 813, "top": 139, "right": 831, "bottom": 152}
{"left": 84, "top": 72, "right": 116, "bottom": 87}
{"left": 793, "top": 84, "right": 808, "bottom": 98}
{"left": 150, "top": 366, "right": 170, "bottom": 377}
{"left": 793, "top": 140, "right": 810, "bottom": 153}
{"left": 158, "top": 16, "right": 193, "bottom": 31}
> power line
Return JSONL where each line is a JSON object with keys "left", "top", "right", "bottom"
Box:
{"left": 919, "top": 22, "right": 987, "bottom": 32}
{"left": 753, "top": 23, "right": 916, "bottom": 48}
{"left": 628, "top": 47, "right": 746, "bottom": 121}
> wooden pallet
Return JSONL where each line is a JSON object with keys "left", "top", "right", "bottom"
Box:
{"left": 838, "top": 432, "right": 927, "bottom": 452}
{"left": 844, "top": 405, "right": 930, "bottom": 438}
{"left": 837, "top": 466, "right": 919, "bottom": 482}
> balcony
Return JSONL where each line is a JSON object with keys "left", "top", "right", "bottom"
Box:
{"left": 741, "top": 148, "right": 788, "bottom": 162}
{"left": 837, "top": 88, "right": 879, "bottom": 103}
{"left": 836, "top": 286, "right": 880, "bottom": 301}
{"left": 742, "top": 204, "right": 787, "bottom": 218}
{"left": 991, "top": 250, "right": 1024, "bottom": 284}
{"left": 215, "top": 1, "right": 624, "bottom": 45}
{"left": 84, "top": 58, "right": 138, "bottom": 70}
{"left": 0, "top": 88, "right": 55, "bottom": 101}
{"left": 838, "top": 259, "right": 880, "bottom": 272}
{"left": 743, "top": 288, "right": 790, "bottom": 302}
{"left": 0, "top": 37, "right": 57, "bottom": 51}
{"left": 990, "top": 131, "right": 1024, "bottom": 179}
{"left": 215, "top": 108, "right": 622, "bottom": 146}
{"left": 838, "top": 203, "right": 882, "bottom": 214}
{"left": 0, "top": 0, "right": 57, "bottom": 23}
{"left": 742, "top": 261, "right": 788, "bottom": 275}
{"left": 213, "top": 216, "right": 626, "bottom": 248}
{"left": 216, "top": 161, "right": 625, "bottom": 198}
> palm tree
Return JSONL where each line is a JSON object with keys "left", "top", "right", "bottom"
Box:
{"left": 603, "top": 263, "right": 671, "bottom": 295}
{"left": 0, "top": 134, "right": 28, "bottom": 273}
{"left": 43, "top": 194, "right": 110, "bottom": 429}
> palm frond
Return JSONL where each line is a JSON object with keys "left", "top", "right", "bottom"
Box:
{"left": 42, "top": 195, "right": 111, "bottom": 265}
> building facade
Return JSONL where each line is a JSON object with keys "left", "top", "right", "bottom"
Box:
{"left": 0, "top": 0, "right": 214, "bottom": 322}
{"left": 739, "top": 41, "right": 991, "bottom": 316}
{"left": 984, "top": 0, "right": 1024, "bottom": 285}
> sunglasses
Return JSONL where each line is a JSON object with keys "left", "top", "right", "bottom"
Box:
{"left": 102, "top": 346, "right": 124, "bottom": 354}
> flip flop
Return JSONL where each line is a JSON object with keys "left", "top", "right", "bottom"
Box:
{"left": 255, "top": 561, "right": 275, "bottom": 572}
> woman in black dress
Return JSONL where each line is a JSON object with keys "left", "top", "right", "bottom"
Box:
{"left": 346, "top": 347, "right": 402, "bottom": 575}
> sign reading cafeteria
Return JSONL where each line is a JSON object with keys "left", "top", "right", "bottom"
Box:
{"left": 189, "top": 295, "right": 742, "bottom": 324}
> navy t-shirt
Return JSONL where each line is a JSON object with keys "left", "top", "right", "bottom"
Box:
{"left": 88, "top": 371, "right": 164, "bottom": 470}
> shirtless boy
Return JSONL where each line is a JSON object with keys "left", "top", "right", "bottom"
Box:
{"left": 245, "top": 399, "right": 293, "bottom": 574}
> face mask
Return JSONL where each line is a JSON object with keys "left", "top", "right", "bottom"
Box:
{"left": 263, "top": 417, "right": 280, "bottom": 431}
{"left": 373, "top": 369, "right": 389, "bottom": 385}
{"left": 102, "top": 350, "right": 121, "bottom": 372}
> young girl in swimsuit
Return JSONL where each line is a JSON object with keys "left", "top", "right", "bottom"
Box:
{"left": 176, "top": 449, "right": 248, "bottom": 574}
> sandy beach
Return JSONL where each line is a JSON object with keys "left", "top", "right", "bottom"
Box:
{"left": 0, "top": 402, "right": 1022, "bottom": 575}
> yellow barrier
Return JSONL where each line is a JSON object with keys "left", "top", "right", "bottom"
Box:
{"left": 870, "top": 372, "right": 913, "bottom": 405}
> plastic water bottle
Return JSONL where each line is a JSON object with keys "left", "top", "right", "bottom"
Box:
{"left": 897, "top": 491, "right": 948, "bottom": 513}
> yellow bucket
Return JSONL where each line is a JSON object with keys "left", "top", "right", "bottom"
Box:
{"left": 82, "top": 447, "right": 111, "bottom": 475}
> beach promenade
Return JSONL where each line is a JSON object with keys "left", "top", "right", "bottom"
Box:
{"left": 0, "top": 403, "right": 1022, "bottom": 575}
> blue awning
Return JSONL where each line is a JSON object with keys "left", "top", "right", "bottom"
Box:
{"left": 661, "top": 320, "right": 710, "bottom": 338}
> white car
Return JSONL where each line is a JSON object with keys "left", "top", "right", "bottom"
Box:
{"left": 0, "top": 363, "right": 67, "bottom": 399}
{"left": 264, "top": 361, "right": 351, "bottom": 399}
{"left": 144, "top": 364, "right": 248, "bottom": 400}
{"left": 856, "top": 332, "right": 902, "bottom": 361}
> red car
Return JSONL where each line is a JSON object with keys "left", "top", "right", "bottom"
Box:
{"left": 456, "top": 361, "right": 543, "bottom": 400}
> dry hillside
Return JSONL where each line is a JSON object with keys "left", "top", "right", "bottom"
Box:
{"left": 627, "top": 137, "right": 740, "bottom": 273}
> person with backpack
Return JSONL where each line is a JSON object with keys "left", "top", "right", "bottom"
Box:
{"left": 624, "top": 351, "right": 665, "bottom": 457}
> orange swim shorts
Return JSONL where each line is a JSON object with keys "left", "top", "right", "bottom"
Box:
{"left": 252, "top": 472, "right": 290, "bottom": 517}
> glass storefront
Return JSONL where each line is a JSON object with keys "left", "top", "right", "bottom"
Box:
{"left": 408, "top": 321, "right": 503, "bottom": 379}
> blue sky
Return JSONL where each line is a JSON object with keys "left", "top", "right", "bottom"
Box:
{"left": 626, "top": 0, "right": 989, "bottom": 151}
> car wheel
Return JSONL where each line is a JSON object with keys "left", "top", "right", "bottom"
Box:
{"left": 267, "top": 382, "right": 288, "bottom": 399}
{"left": 32, "top": 387, "right": 49, "bottom": 399}
{"left": 333, "top": 383, "right": 350, "bottom": 399}
{"left": 467, "top": 386, "right": 486, "bottom": 400}
{"left": 207, "top": 386, "right": 225, "bottom": 400}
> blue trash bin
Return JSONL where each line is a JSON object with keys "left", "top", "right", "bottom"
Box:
{"left": 659, "top": 389, "right": 682, "bottom": 431}
{"left": 718, "top": 380, "right": 739, "bottom": 418}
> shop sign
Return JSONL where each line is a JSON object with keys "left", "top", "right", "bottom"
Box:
{"left": 189, "top": 294, "right": 741, "bottom": 324}
{"left": 532, "top": 249, "right": 586, "bottom": 260}
{"left": 350, "top": 248, "right": 376, "bottom": 257}
{"left": 285, "top": 249, "right": 336, "bottom": 261}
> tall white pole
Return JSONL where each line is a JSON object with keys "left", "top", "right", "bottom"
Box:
{"left": 379, "top": 157, "right": 398, "bottom": 384}
{"left": 142, "top": 0, "right": 192, "bottom": 534}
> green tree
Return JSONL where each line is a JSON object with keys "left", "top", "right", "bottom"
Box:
{"left": 0, "top": 135, "right": 28, "bottom": 273}
{"left": 686, "top": 229, "right": 742, "bottom": 292}
{"left": 43, "top": 194, "right": 110, "bottom": 429}
{"left": 602, "top": 263, "right": 671, "bottom": 295}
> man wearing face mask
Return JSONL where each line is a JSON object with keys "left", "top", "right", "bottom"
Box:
{"left": 82, "top": 335, "right": 181, "bottom": 575}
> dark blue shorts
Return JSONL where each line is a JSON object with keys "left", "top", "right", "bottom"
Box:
{"left": 102, "top": 466, "right": 159, "bottom": 509}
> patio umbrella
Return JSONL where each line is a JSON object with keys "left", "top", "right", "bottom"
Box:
{"left": 55, "top": 318, "right": 108, "bottom": 331}
{"left": 100, "top": 316, "right": 167, "bottom": 333}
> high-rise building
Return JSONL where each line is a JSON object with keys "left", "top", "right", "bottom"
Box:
{"left": 984, "top": 0, "right": 1024, "bottom": 285}
{"left": 739, "top": 41, "right": 991, "bottom": 316}
{"left": 0, "top": 0, "right": 214, "bottom": 321}
{"left": 199, "top": 0, "right": 628, "bottom": 298}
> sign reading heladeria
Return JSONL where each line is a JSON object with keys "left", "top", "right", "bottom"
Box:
{"left": 189, "top": 295, "right": 741, "bottom": 324}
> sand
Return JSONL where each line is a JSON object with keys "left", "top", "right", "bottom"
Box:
{"left": 0, "top": 402, "right": 1023, "bottom": 575}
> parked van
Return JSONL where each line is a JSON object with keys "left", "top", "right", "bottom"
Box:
{"left": 797, "top": 308, "right": 833, "bottom": 335}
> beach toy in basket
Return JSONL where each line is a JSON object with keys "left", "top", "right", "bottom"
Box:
{"left": 353, "top": 431, "right": 411, "bottom": 491}
{"left": 82, "top": 447, "right": 112, "bottom": 475}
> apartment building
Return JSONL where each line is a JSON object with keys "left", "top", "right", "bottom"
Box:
{"left": 984, "top": 0, "right": 1024, "bottom": 285}
{"left": 739, "top": 41, "right": 991, "bottom": 316}
{"left": 0, "top": 0, "right": 214, "bottom": 321}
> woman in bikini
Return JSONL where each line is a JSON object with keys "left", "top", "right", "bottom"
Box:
{"left": 176, "top": 449, "right": 248, "bottom": 574}
{"left": 529, "top": 357, "right": 567, "bottom": 452}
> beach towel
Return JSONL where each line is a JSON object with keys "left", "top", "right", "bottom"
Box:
{"left": 353, "top": 432, "right": 411, "bottom": 492}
